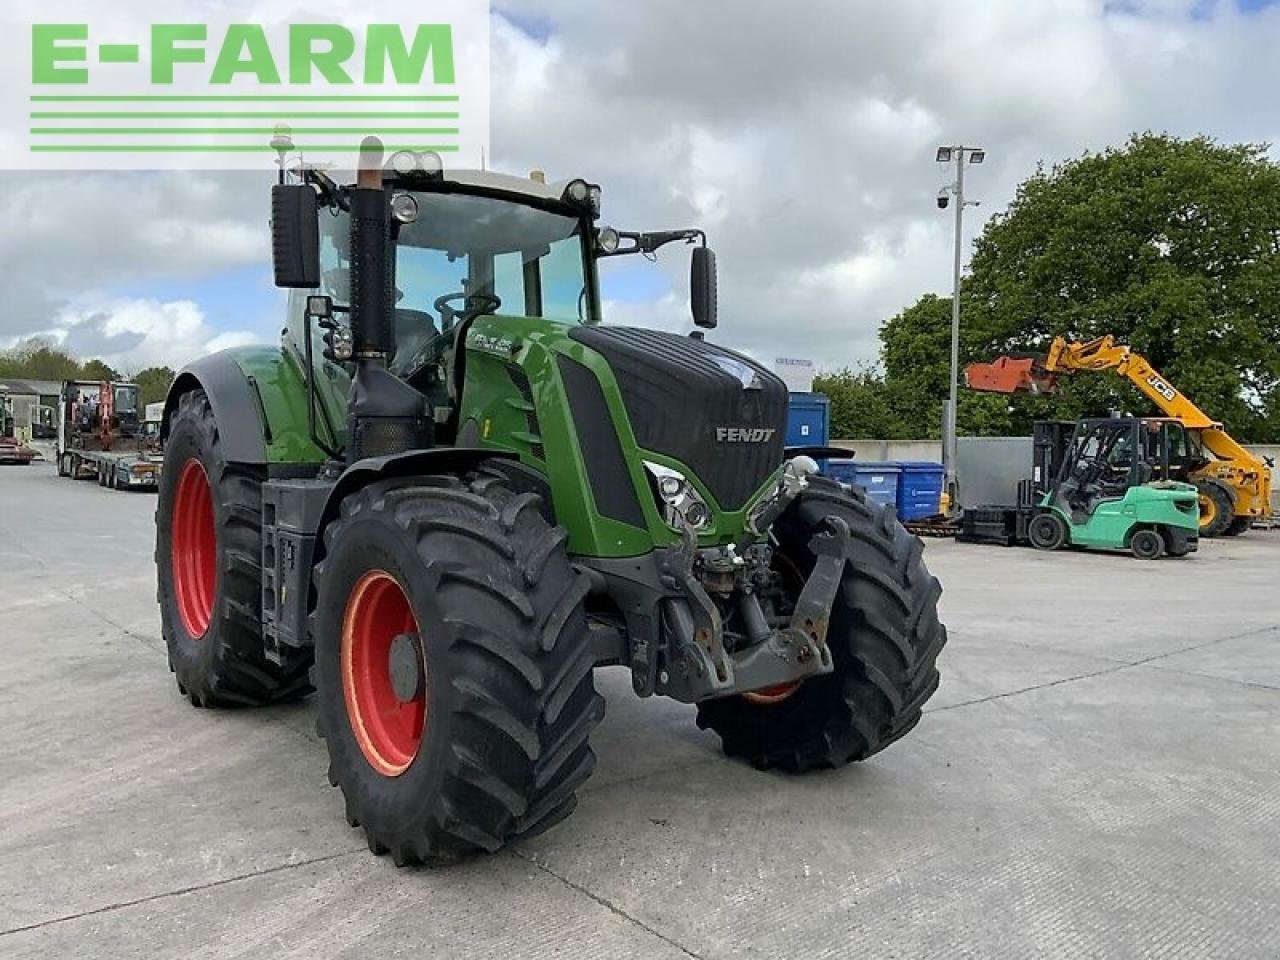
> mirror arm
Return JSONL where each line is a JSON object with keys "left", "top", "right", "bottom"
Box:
{"left": 300, "top": 168, "right": 349, "bottom": 211}
{"left": 597, "top": 229, "right": 706, "bottom": 258}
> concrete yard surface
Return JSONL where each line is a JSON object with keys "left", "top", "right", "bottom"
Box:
{"left": 1, "top": 460, "right": 1278, "bottom": 958}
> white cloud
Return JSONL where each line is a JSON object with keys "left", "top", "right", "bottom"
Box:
{"left": 21, "top": 298, "right": 269, "bottom": 373}
{"left": 4, "top": 0, "right": 1280, "bottom": 374}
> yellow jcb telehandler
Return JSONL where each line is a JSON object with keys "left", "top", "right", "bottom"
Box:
{"left": 966, "top": 335, "right": 1272, "bottom": 537}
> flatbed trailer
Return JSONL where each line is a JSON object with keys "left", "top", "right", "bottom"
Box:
{"left": 56, "top": 379, "right": 163, "bottom": 491}
{"left": 61, "top": 446, "right": 163, "bottom": 489}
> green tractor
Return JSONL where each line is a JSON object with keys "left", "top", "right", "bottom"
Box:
{"left": 155, "top": 139, "right": 948, "bottom": 864}
{"left": 1025, "top": 418, "right": 1201, "bottom": 558}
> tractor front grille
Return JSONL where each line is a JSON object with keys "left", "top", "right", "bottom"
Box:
{"left": 569, "top": 326, "right": 788, "bottom": 510}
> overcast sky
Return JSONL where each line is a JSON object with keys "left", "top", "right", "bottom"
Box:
{"left": 3, "top": 0, "right": 1279, "bottom": 374}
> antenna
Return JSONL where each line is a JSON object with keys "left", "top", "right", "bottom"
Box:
{"left": 270, "top": 124, "right": 294, "bottom": 183}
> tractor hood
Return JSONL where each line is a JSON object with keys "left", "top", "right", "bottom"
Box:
{"left": 568, "top": 326, "right": 788, "bottom": 510}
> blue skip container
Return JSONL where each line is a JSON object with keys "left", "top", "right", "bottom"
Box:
{"left": 896, "top": 461, "right": 945, "bottom": 521}
{"left": 825, "top": 459, "right": 900, "bottom": 514}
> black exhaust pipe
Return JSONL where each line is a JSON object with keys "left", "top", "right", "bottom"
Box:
{"left": 346, "top": 138, "right": 433, "bottom": 462}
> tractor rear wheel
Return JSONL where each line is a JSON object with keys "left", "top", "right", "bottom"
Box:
{"left": 155, "top": 389, "right": 312, "bottom": 707}
{"left": 311, "top": 473, "right": 604, "bottom": 864}
{"left": 1196, "top": 480, "right": 1234, "bottom": 538}
{"left": 696, "top": 477, "right": 946, "bottom": 771}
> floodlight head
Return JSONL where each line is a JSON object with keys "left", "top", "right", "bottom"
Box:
{"left": 936, "top": 146, "right": 953, "bottom": 163}
{"left": 969, "top": 149, "right": 986, "bottom": 164}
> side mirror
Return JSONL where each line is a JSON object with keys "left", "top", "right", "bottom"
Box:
{"left": 691, "top": 246, "right": 718, "bottom": 330}
{"left": 271, "top": 185, "right": 320, "bottom": 288}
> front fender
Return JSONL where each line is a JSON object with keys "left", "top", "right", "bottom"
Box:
{"left": 162, "top": 347, "right": 328, "bottom": 468}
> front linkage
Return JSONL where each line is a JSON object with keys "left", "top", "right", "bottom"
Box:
{"left": 590, "top": 458, "right": 843, "bottom": 704}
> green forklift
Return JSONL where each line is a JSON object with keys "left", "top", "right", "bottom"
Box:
{"left": 962, "top": 418, "right": 1200, "bottom": 559}
{"left": 152, "top": 139, "right": 948, "bottom": 864}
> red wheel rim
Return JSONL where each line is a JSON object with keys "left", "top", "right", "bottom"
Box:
{"left": 341, "top": 570, "right": 426, "bottom": 777}
{"left": 171, "top": 458, "right": 216, "bottom": 639}
{"left": 742, "top": 681, "right": 801, "bottom": 706}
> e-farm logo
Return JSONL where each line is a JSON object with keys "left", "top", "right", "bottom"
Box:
{"left": 2, "top": 1, "right": 489, "bottom": 170}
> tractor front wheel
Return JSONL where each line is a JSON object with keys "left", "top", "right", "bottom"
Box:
{"left": 696, "top": 477, "right": 947, "bottom": 771}
{"left": 311, "top": 473, "right": 605, "bottom": 864}
{"left": 155, "top": 389, "right": 312, "bottom": 707}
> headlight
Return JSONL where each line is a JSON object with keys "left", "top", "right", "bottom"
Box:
{"left": 390, "top": 150, "right": 418, "bottom": 176}
{"left": 644, "top": 461, "right": 710, "bottom": 531}
{"left": 390, "top": 193, "right": 419, "bottom": 224}
{"left": 597, "top": 226, "right": 620, "bottom": 254}
{"left": 387, "top": 149, "right": 444, "bottom": 180}
{"left": 562, "top": 179, "right": 602, "bottom": 216}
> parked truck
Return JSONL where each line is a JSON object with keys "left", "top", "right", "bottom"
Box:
{"left": 0, "top": 385, "right": 36, "bottom": 465}
{"left": 56, "top": 380, "right": 164, "bottom": 489}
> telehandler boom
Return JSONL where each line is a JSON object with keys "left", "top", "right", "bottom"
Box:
{"left": 966, "top": 335, "right": 1272, "bottom": 536}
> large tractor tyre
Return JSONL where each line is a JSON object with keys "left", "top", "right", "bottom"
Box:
{"left": 1195, "top": 481, "right": 1234, "bottom": 538}
{"left": 1222, "top": 515, "right": 1253, "bottom": 537}
{"left": 696, "top": 477, "right": 946, "bottom": 771}
{"left": 155, "top": 389, "right": 312, "bottom": 708}
{"left": 56, "top": 453, "right": 69, "bottom": 478}
{"left": 311, "top": 473, "right": 605, "bottom": 865}
{"left": 1027, "top": 512, "right": 1068, "bottom": 551}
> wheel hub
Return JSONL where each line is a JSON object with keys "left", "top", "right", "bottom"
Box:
{"left": 388, "top": 632, "right": 424, "bottom": 703}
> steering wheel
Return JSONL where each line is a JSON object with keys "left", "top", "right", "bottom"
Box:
{"left": 401, "top": 292, "right": 502, "bottom": 383}
{"left": 1071, "top": 457, "right": 1101, "bottom": 485}
{"left": 434, "top": 292, "right": 502, "bottom": 331}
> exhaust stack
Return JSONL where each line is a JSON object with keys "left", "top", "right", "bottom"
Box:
{"left": 346, "top": 137, "right": 433, "bottom": 461}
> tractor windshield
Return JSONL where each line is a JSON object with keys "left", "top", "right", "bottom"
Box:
{"left": 318, "top": 190, "right": 592, "bottom": 377}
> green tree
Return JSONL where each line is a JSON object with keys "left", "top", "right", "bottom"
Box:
{"left": 0, "top": 339, "right": 82, "bottom": 381}
{"left": 133, "top": 366, "right": 175, "bottom": 407}
{"left": 963, "top": 132, "right": 1280, "bottom": 441}
{"left": 79, "top": 358, "right": 121, "bottom": 382}
{"left": 813, "top": 366, "right": 903, "bottom": 439}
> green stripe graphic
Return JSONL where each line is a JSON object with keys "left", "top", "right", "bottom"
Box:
{"left": 32, "top": 112, "right": 459, "bottom": 119}
{"left": 31, "top": 127, "right": 460, "bottom": 135}
{"left": 30, "top": 95, "right": 459, "bottom": 102}
{"left": 30, "top": 144, "right": 462, "bottom": 153}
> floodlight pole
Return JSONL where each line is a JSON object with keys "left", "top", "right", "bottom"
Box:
{"left": 945, "top": 149, "right": 965, "bottom": 513}
{"left": 937, "top": 144, "right": 982, "bottom": 515}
